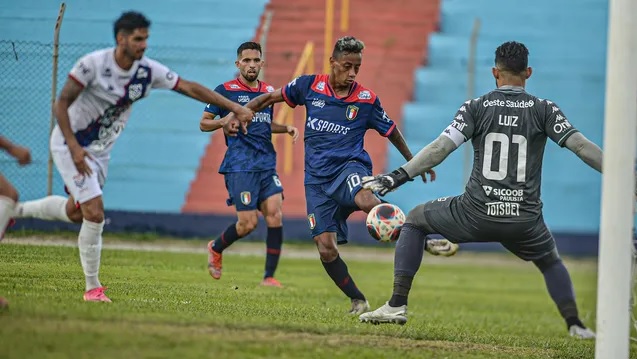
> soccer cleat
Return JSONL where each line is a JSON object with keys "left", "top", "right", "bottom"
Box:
{"left": 569, "top": 324, "right": 596, "bottom": 339}
{"left": 348, "top": 299, "right": 370, "bottom": 315}
{"left": 426, "top": 238, "right": 459, "bottom": 257}
{"left": 359, "top": 302, "right": 408, "bottom": 325}
{"left": 83, "top": 286, "right": 112, "bottom": 302}
{"left": 260, "top": 277, "right": 283, "bottom": 288}
{"left": 207, "top": 240, "right": 222, "bottom": 280}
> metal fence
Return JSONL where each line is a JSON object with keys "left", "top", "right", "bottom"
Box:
{"left": 0, "top": 39, "right": 236, "bottom": 201}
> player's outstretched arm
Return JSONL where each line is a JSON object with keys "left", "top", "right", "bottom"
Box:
{"left": 388, "top": 127, "right": 436, "bottom": 183}
{"left": 244, "top": 89, "right": 285, "bottom": 113}
{"left": 174, "top": 79, "right": 254, "bottom": 123}
{"left": 563, "top": 132, "right": 603, "bottom": 173}
{"left": 0, "top": 136, "right": 31, "bottom": 166}
{"left": 362, "top": 135, "right": 456, "bottom": 195}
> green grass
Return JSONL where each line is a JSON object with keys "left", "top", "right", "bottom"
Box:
{"left": 0, "top": 239, "right": 635, "bottom": 359}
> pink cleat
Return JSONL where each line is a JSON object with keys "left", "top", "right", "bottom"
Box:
{"left": 260, "top": 277, "right": 283, "bottom": 288}
{"left": 207, "top": 241, "right": 222, "bottom": 280}
{"left": 83, "top": 286, "right": 112, "bottom": 302}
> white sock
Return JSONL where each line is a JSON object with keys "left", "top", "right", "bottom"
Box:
{"left": 16, "top": 195, "right": 72, "bottom": 223}
{"left": 78, "top": 219, "right": 104, "bottom": 291}
{"left": 0, "top": 196, "right": 16, "bottom": 240}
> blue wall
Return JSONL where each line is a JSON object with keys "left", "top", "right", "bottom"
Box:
{"left": 388, "top": 0, "right": 611, "bottom": 234}
{"left": 1, "top": 0, "right": 267, "bottom": 212}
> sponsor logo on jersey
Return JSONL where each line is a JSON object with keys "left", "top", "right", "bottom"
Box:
{"left": 486, "top": 201, "right": 520, "bottom": 216}
{"left": 482, "top": 99, "right": 534, "bottom": 108}
{"left": 102, "top": 68, "right": 112, "bottom": 78}
{"left": 306, "top": 117, "right": 350, "bottom": 135}
{"left": 266, "top": 85, "right": 275, "bottom": 93}
{"left": 136, "top": 68, "right": 148, "bottom": 79}
{"left": 240, "top": 191, "right": 251, "bottom": 205}
{"left": 238, "top": 95, "right": 250, "bottom": 103}
{"left": 166, "top": 71, "right": 175, "bottom": 81}
{"left": 346, "top": 105, "right": 359, "bottom": 121}
{"left": 308, "top": 213, "right": 316, "bottom": 229}
{"left": 483, "top": 186, "right": 523, "bottom": 202}
{"left": 553, "top": 114, "right": 572, "bottom": 134}
{"left": 358, "top": 90, "right": 371, "bottom": 100}
{"left": 311, "top": 98, "right": 326, "bottom": 108}
{"left": 252, "top": 112, "right": 272, "bottom": 123}
{"left": 230, "top": 84, "right": 240, "bottom": 89}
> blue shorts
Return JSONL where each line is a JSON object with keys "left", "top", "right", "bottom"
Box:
{"left": 224, "top": 170, "right": 283, "bottom": 211}
{"left": 305, "top": 161, "right": 371, "bottom": 244}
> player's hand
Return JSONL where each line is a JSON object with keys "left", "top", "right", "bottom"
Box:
{"left": 9, "top": 145, "right": 31, "bottom": 166}
{"left": 287, "top": 125, "right": 299, "bottom": 143}
{"left": 69, "top": 145, "right": 93, "bottom": 176}
{"left": 234, "top": 106, "right": 255, "bottom": 123}
{"left": 361, "top": 167, "right": 411, "bottom": 196}
{"left": 221, "top": 116, "right": 241, "bottom": 137}
{"left": 420, "top": 169, "right": 436, "bottom": 183}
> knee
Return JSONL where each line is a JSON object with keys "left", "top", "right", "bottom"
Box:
{"left": 314, "top": 234, "right": 338, "bottom": 262}
{"left": 81, "top": 199, "right": 104, "bottom": 223}
{"left": 67, "top": 200, "right": 83, "bottom": 224}
{"left": 236, "top": 214, "right": 258, "bottom": 236}
{"left": 265, "top": 208, "right": 282, "bottom": 227}
{"left": 533, "top": 249, "right": 561, "bottom": 273}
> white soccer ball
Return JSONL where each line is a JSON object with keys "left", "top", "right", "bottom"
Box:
{"left": 366, "top": 203, "right": 406, "bottom": 243}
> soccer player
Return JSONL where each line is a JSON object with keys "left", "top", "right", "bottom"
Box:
{"left": 199, "top": 41, "right": 299, "bottom": 287}
{"left": 13, "top": 11, "right": 254, "bottom": 302}
{"left": 358, "top": 41, "right": 600, "bottom": 338}
{"left": 224, "top": 36, "right": 456, "bottom": 314}
{"left": 0, "top": 135, "right": 32, "bottom": 309}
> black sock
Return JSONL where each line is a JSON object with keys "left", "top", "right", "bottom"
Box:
{"left": 264, "top": 227, "right": 283, "bottom": 278}
{"left": 321, "top": 254, "right": 365, "bottom": 301}
{"left": 212, "top": 224, "right": 240, "bottom": 253}
{"left": 388, "top": 224, "right": 427, "bottom": 307}
{"left": 539, "top": 259, "right": 581, "bottom": 329}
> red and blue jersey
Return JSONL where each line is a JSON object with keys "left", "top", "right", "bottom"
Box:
{"left": 282, "top": 74, "right": 395, "bottom": 184}
{"left": 205, "top": 79, "right": 276, "bottom": 173}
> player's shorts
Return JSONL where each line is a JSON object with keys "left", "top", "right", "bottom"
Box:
{"left": 51, "top": 145, "right": 108, "bottom": 204}
{"left": 224, "top": 169, "right": 283, "bottom": 211}
{"left": 305, "top": 161, "right": 371, "bottom": 245}
{"left": 416, "top": 195, "right": 556, "bottom": 261}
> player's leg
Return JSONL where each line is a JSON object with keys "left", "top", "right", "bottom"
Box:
{"left": 52, "top": 147, "right": 110, "bottom": 302}
{"left": 307, "top": 183, "right": 368, "bottom": 313}
{"left": 258, "top": 172, "right": 285, "bottom": 287}
{"left": 501, "top": 220, "right": 595, "bottom": 338}
{"left": 14, "top": 191, "right": 82, "bottom": 223}
{"left": 360, "top": 196, "right": 472, "bottom": 324}
{"left": 0, "top": 173, "right": 19, "bottom": 241}
{"left": 207, "top": 173, "right": 259, "bottom": 280}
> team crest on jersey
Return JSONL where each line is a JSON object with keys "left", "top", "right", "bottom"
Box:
{"left": 129, "top": 84, "right": 143, "bottom": 101}
{"left": 240, "top": 191, "right": 252, "bottom": 205}
{"left": 307, "top": 213, "right": 316, "bottom": 229}
{"left": 316, "top": 81, "right": 326, "bottom": 91}
{"left": 345, "top": 105, "right": 359, "bottom": 121}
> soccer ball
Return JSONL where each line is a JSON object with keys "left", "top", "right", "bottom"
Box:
{"left": 366, "top": 203, "right": 406, "bottom": 243}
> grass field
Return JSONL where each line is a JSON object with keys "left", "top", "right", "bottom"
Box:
{"left": 0, "top": 234, "right": 635, "bottom": 359}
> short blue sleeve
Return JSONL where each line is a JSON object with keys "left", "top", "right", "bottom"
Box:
{"left": 368, "top": 98, "right": 396, "bottom": 137}
{"left": 203, "top": 84, "right": 227, "bottom": 117}
{"left": 282, "top": 75, "right": 314, "bottom": 108}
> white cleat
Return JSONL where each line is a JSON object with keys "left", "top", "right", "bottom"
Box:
{"left": 359, "top": 302, "right": 407, "bottom": 325}
{"left": 348, "top": 299, "right": 370, "bottom": 315}
{"left": 569, "top": 325, "right": 596, "bottom": 339}
{"left": 426, "top": 239, "right": 459, "bottom": 257}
